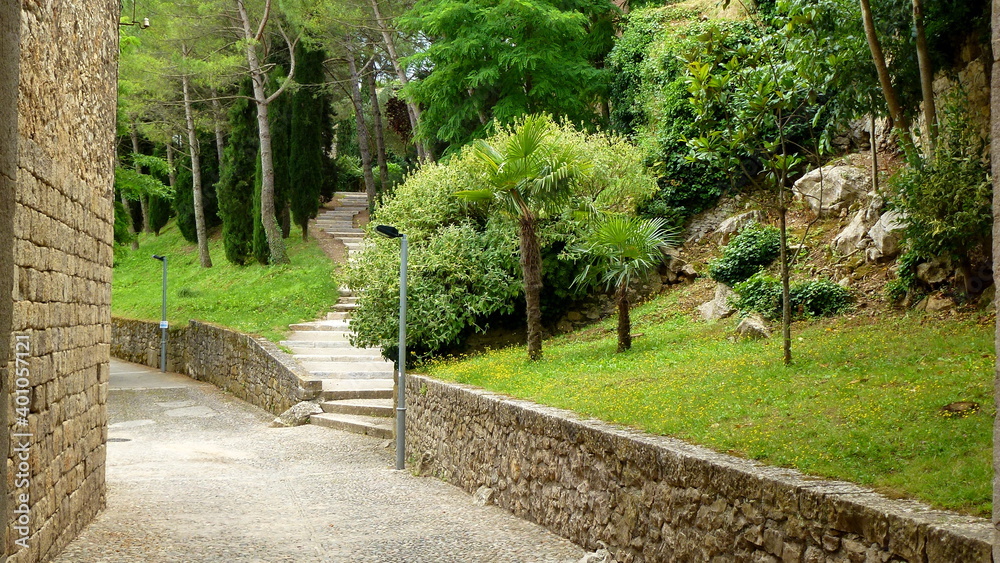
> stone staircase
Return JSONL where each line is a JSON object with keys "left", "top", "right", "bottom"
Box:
{"left": 282, "top": 192, "right": 395, "bottom": 439}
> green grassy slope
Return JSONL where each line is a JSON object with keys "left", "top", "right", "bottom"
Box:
{"left": 112, "top": 222, "right": 341, "bottom": 342}
{"left": 426, "top": 293, "right": 995, "bottom": 516}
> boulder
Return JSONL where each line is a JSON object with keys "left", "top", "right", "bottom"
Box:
{"left": 712, "top": 210, "right": 764, "bottom": 243}
{"left": 271, "top": 401, "right": 323, "bottom": 427}
{"left": 792, "top": 165, "right": 868, "bottom": 216}
{"left": 578, "top": 543, "right": 616, "bottom": 563}
{"left": 916, "top": 257, "right": 953, "bottom": 285}
{"left": 867, "top": 210, "right": 906, "bottom": 259}
{"left": 735, "top": 314, "right": 771, "bottom": 340}
{"left": 831, "top": 209, "right": 872, "bottom": 256}
{"left": 698, "top": 284, "right": 735, "bottom": 321}
{"left": 924, "top": 294, "right": 953, "bottom": 313}
{"left": 978, "top": 284, "right": 995, "bottom": 310}
{"left": 473, "top": 486, "right": 495, "bottom": 506}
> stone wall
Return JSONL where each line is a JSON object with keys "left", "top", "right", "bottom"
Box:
{"left": 406, "top": 375, "right": 993, "bottom": 563}
{"left": 111, "top": 317, "right": 321, "bottom": 414}
{"left": 3, "top": 1, "right": 119, "bottom": 560}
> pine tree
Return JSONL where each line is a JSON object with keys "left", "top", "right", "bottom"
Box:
{"left": 289, "top": 43, "right": 327, "bottom": 239}
{"left": 217, "top": 80, "right": 258, "bottom": 265}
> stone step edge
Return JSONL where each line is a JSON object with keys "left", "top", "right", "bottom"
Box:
{"left": 310, "top": 413, "right": 393, "bottom": 439}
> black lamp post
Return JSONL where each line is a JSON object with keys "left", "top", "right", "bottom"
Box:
{"left": 152, "top": 255, "right": 167, "bottom": 372}
{"left": 375, "top": 225, "right": 407, "bottom": 470}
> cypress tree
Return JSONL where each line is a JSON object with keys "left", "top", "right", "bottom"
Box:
{"left": 289, "top": 44, "right": 327, "bottom": 239}
{"left": 217, "top": 80, "right": 258, "bottom": 265}
{"left": 175, "top": 159, "right": 197, "bottom": 243}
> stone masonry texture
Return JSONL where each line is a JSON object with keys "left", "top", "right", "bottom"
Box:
{"left": 111, "top": 317, "right": 321, "bottom": 414}
{"left": 3, "top": 0, "right": 118, "bottom": 561}
{"left": 406, "top": 375, "right": 994, "bottom": 562}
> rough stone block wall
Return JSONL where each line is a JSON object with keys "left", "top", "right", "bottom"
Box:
{"left": 3, "top": 1, "right": 118, "bottom": 560}
{"left": 406, "top": 375, "right": 993, "bottom": 563}
{"left": 110, "top": 317, "right": 321, "bottom": 414}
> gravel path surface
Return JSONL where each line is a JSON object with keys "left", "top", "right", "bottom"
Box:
{"left": 53, "top": 360, "right": 584, "bottom": 562}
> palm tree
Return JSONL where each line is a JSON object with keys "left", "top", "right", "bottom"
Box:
{"left": 457, "top": 115, "right": 590, "bottom": 360}
{"left": 575, "top": 215, "right": 678, "bottom": 352}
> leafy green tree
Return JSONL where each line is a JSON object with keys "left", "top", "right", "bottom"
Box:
{"left": 574, "top": 215, "right": 677, "bottom": 352}
{"left": 399, "top": 0, "right": 617, "bottom": 149}
{"left": 685, "top": 7, "right": 847, "bottom": 365}
{"left": 457, "top": 115, "right": 591, "bottom": 360}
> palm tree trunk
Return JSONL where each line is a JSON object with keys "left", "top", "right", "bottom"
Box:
{"left": 616, "top": 284, "right": 631, "bottom": 352}
{"left": 520, "top": 214, "right": 544, "bottom": 361}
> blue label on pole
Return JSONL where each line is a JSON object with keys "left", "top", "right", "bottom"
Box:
{"left": 160, "top": 321, "right": 168, "bottom": 329}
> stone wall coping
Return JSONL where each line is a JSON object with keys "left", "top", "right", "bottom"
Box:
{"left": 407, "top": 373, "right": 993, "bottom": 557}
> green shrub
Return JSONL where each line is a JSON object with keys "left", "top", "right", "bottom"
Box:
{"left": 791, "top": 279, "right": 852, "bottom": 318}
{"left": 731, "top": 273, "right": 783, "bottom": 319}
{"left": 732, "top": 273, "right": 851, "bottom": 320}
{"left": 890, "top": 90, "right": 991, "bottom": 275}
{"left": 708, "top": 224, "right": 781, "bottom": 286}
{"left": 349, "top": 120, "right": 658, "bottom": 360}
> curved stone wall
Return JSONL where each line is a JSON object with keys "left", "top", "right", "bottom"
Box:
{"left": 405, "top": 374, "right": 992, "bottom": 562}
{"left": 111, "top": 317, "right": 320, "bottom": 414}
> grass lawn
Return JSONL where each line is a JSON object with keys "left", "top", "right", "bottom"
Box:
{"left": 425, "top": 292, "right": 995, "bottom": 516}
{"left": 112, "top": 222, "right": 341, "bottom": 342}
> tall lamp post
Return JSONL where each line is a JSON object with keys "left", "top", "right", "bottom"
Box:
{"left": 152, "top": 255, "right": 167, "bottom": 372}
{"left": 375, "top": 225, "right": 407, "bottom": 470}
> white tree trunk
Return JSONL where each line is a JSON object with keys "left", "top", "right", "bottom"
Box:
{"left": 181, "top": 69, "right": 213, "bottom": 268}
{"left": 236, "top": 0, "right": 290, "bottom": 264}
{"left": 346, "top": 44, "right": 377, "bottom": 210}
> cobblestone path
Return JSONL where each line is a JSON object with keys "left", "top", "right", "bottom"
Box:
{"left": 53, "top": 360, "right": 584, "bottom": 562}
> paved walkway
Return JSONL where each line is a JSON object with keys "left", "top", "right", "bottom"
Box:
{"left": 54, "top": 360, "right": 584, "bottom": 562}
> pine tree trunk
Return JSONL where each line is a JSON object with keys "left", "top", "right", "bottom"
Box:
{"left": 990, "top": 2, "right": 1000, "bottom": 555}
{"left": 237, "top": 0, "right": 289, "bottom": 265}
{"left": 181, "top": 70, "right": 213, "bottom": 268}
{"left": 616, "top": 284, "right": 631, "bottom": 352}
{"left": 212, "top": 91, "right": 226, "bottom": 165}
{"left": 365, "top": 65, "right": 390, "bottom": 192}
{"left": 124, "top": 197, "right": 139, "bottom": 250}
{"left": 912, "top": 0, "right": 936, "bottom": 155}
{"left": 368, "top": 0, "right": 433, "bottom": 162}
{"left": 346, "top": 45, "right": 377, "bottom": 211}
{"left": 519, "top": 214, "right": 544, "bottom": 361}
{"left": 859, "top": 0, "right": 912, "bottom": 144}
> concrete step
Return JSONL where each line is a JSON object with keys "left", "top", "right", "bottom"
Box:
{"left": 319, "top": 380, "right": 393, "bottom": 400}
{"left": 338, "top": 288, "right": 354, "bottom": 297}
{"left": 333, "top": 302, "right": 359, "bottom": 312}
{"left": 283, "top": 341, "right": 372, "bottom": 351}
{"left": 310, "top": 413, "right": 393, "bottom": 439}
{"left": 292, "top": 352, "right": 385, "bottom": 362}
{"left": 321, "top": 399, "right": 394, "bottom": 417}
{"left": 282, "top": 331, "right": 351, "bottom": 342}
{"left": 298, "top": 362, "right": 394, "bottom": 378}
{"left": 326, "top": 312, "right": 350, "bottom": 321}
{"left": 287, "top": 320, "right": 350, "bottom": 332}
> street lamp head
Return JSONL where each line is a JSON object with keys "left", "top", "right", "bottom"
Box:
{"left": 375, "top": 225, "right": 403, "bottom": 239}
{"left": 152, "top": 255, "right": 165, "bottom": 261}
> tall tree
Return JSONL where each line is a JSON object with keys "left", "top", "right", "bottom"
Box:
{"left": 400, "top": 0, "right": 617, "bottom": 149}
{"left": 235, "top": 0, "right": 297, "bottom": 264}
{"left": 457, "top": 115, "right": 590, "bottom": 360}
{"left": 366, "top": 61, "right": 391, "bottom": 193}
{"left": 217, "top": 80, "right": 259, "bottom": 265}
{"left": 180, "top": 46, "right": 213, "bottom": 268}
{"left": 345, "top": 42, "right": 377, "bottom": 209}
{"left": 992, "top": 0, "right": 1000, "bottom": 555}
{"left": 289, "top": 42, "right": 327, "bottom": 239}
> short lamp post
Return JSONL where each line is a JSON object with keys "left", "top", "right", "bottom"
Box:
{"left": 152, "top": 255, "right": 167, "bottom": 372}
{"left": 375, "top": 225, "right": 407, "bottom": 470}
